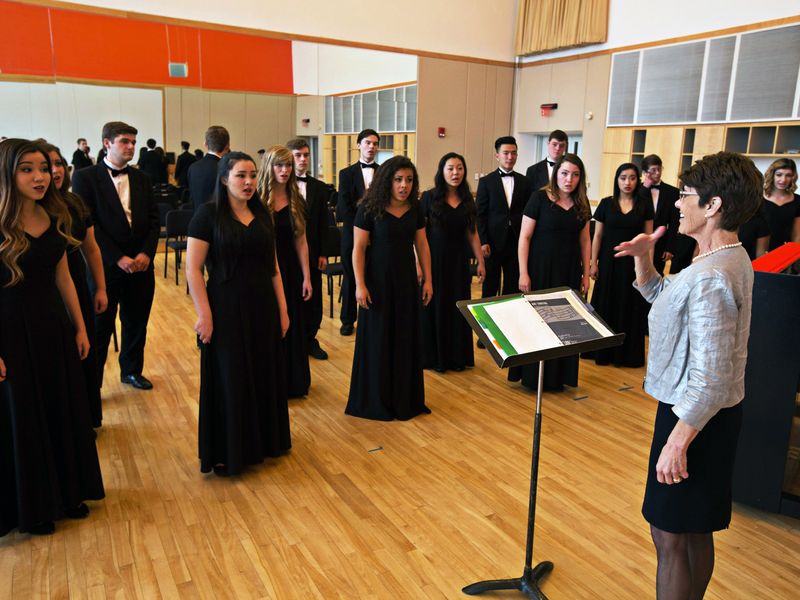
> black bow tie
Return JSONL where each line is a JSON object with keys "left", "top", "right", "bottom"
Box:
{"left": 360, "top": 162, "right": 377, "bottom": 169}
{"left": 109, "top": 166, "right": 129, "bottom": 177}
{"left": 650, "top": 183, "right": 661, "bottom": 190}
{"left": 296, "top": 176, "right": 308, "bottom": 182}
{"left": 547, "top": 160, "right": 556, "bottom": 167}
{"left": 499, "top": 170, "right": 514, "bottom": 177}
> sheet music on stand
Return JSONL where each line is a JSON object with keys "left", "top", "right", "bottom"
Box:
{"left": 458, "top": 288, "right": 621, "bottom": 368}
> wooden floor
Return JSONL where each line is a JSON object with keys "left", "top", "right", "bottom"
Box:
{"left": 1, "top": 256, "right": 798, "bottom": 600}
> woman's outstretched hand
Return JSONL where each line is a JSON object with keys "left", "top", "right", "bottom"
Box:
{"left": 614, "top": 226, "right": 667, "bottom": 258}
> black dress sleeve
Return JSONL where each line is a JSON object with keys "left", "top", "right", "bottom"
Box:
{"left": 594, "top": 197, "right": 609, "bottom": 223}
{"left": 415, "top": 204, "right": 425, "bottom": 229}
{"left": 188, "top": 203, "right": 215, "bottom": 243}
{"left": 523, "top": 190, "right": 546, "bottom": 220}
{"left": 641, "top": 196, "right": 655, "bottom": 221}
{"left": 354, "top": 205, "right": 373, "bottom": 231}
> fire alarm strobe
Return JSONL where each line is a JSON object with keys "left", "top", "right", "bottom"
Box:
{"left": 540, "top": 103, "right": 558, "bottom": 117}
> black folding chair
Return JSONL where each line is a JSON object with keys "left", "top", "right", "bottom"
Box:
{"left": 321, "top": 225, "right": 344, "bottom": 318}
{"left": 163, "top": 209, "right": 193, "bottom": 285}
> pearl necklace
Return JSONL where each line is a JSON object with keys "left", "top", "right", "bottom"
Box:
{"left": 692, "top": 242, "right": 742, "bottom": 263}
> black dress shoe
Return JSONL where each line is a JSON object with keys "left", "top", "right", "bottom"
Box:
{"left": 340, "top": 323, "right": 354, "bottom": 336}
{"left": 121, "top": 374, "right": 153, "bottom": 390}
{"left": 28, "top": 521, "right": 55, "bottom": 536}
{"left": 308, "top": 339, "right": 329, "bottom": 360}
{"left": 64, "top": 503, "right": 89, "bottom": 519}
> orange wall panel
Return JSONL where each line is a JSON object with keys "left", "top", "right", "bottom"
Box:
{"left": 0, "top": 1, "right": 54, "bottom": 76}
{"left": 198, "top": 29, "right": 293, "bottom": 94}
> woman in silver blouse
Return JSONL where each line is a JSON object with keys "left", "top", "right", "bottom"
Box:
{"left": 615, "top": 152, "right": 763, "bottom": 600}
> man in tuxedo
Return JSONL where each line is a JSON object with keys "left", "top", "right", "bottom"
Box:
{"left": 288, "top": 138, "right": 331, "bottom": 359}
{"left": 72, "top": 138, "right": 93, "bottom": 170}
{"left": 138, "top": 138, "right": 167, "bottom": 184}
{"left": 477, "top": 136, "right": 532, "bottom": 300}
{"left": 72, "top": 121, "right": 160, "bottom": 390}
{"left": 638, "top": 154, "right": 695, "bottom": 274}
{"left": 174, "top": 140, "right": 196, "bottom": 189}
{"left": 335, "top": 128, "right": 379, "bottom": 336}
{"left": 188, "top": 126, "right": 230, "bottom": 211}
{"left": 525, "top": 129, "right": 568, "bottom": 192}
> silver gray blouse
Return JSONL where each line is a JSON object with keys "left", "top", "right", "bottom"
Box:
{"left": 634, "top": 246, "right": 753, "bottom": 430}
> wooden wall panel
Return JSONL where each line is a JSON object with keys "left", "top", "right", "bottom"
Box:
{"left": 644, "top": 127, "right": 684, "bottom": 184}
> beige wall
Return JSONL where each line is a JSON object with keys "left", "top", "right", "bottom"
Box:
{"left": 416, "top": 57, "right": 514, "bottom": 191}
{"left": 513, "top": 54, "right": 611, "bottom": 201}
{"left": 294, "top": 96, "right": 325, "bottom": 140}
{"left": 164, "top": 87, "right": 296, "bottom": 159}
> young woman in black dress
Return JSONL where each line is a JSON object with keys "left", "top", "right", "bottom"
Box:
{"left": 588, "top": 163, "right": 653, "bottom": 367}
{"left": 345, "top": 156, "right": 433, "bottom": 420}
{"left": 762, "top": 158, "right": 800, "bottom": 250}
{"left": 515, "top": 153, "right": 591, "bottom": 391}
{"left": 258, "top": 145, "right": 312, "bottom": 398}
{"left": 44, "top": 143, "right": 108, "bottom": 428}
{"left": 186, "top": 152, "right": 291, "bottom": 476}
{"left": 420, "top": 152, "right": 484, "bottom": 372}
{"left": 0, "top": 138, "right": 104, "bottom": 536}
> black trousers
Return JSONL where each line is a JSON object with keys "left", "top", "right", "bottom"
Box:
{"left": 303, "top": 258, "right": 323, "bottom": 342}
{"left": 91, "top": 266, "right": 155, "bottom": 385}
{"left": 340, "top": 224, "right": 357, "bottom": 326}
{"left": 481, "top": 236, "right": 519, "bottom": 298}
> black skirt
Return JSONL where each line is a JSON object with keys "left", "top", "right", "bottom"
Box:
{"left": 642, "top": 401, "right": 742, "bottom": 534}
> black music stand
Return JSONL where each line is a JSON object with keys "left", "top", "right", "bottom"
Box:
{"left": 457, "top": 288, "right": 624, "bottom": 599}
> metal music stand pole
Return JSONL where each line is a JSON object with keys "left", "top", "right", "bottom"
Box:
{"left": 462, "top": 359, "right": 554, "bottom": 599}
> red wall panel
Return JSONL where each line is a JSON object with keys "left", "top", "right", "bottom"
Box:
{"left": 0, "top": 1, "right": 54, "bottom": 76}
{"left": 0, "top": 1, "right": 294, "bottom": 94}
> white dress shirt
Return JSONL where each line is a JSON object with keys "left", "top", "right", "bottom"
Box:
{"left": 499, "top": 168, "right": 514, "bottom": 208}
{"left": 104, "top": 158, "right": 132, "bottom": 226}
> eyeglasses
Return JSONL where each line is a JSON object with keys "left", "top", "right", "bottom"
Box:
{"left": 678, "top": 190, "right": 698, "bottom": 199}
{"left": 646, "top": 167, "right": 662, "bottom": 175}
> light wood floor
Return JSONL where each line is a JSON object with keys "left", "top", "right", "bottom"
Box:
{"left": 1, "top": 256, "right": 798, "bottom": 600}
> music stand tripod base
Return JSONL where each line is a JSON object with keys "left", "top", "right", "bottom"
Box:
{"left": 462, "top": 561, "right": 554, "bottom": 599}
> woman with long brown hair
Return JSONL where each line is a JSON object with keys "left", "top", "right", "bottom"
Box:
{"left": 41, "top": 142, "right": 107, "bottom": 428}
{"left": 762, "top": 158, "right": 800, "bottom": 250}
{"left": 0, "top": 138, "right": 104, "bottom": 536}
{"left": 514, "top": 153, "right": 592, "bottom": 391}
{"left": 258, "top": 145, "right": 312, "bottom": 398}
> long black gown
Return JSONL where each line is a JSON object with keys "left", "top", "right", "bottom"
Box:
{"left": 189, "top": 202, "right": 291, "bottom": 475}
{"left": 274, "top": 206, "right": 310, "bottom": 398}
{"left": 67, "top": 204, "right": 102, "bottom": 427}
{"left": 515, "top": 190, "right": 587, "bottom": 391}
{"left": 0, "top": 222, "right": 104, "bottom": 536}
{"left": 587, "top": 197, "right": 654, "bottom": 367}
{"left": 345, "top": 204, "right": 430, "bottom": 420}
{"left": 763, "top": 194, "right": 799, "bottom": 251}
{"left": 420, "top": 191, "right": 474, "bottom": 372}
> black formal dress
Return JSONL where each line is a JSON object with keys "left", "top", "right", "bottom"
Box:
{"left": 587, "top": 197, "right": 654, "bottom": 367}
{"left": 188, "top": 202, "right": 291, "bottom": 475}
{"left": 475, "top": 169, "right": 530, "bottom": 297}
{"left": 67, "top": 204, "right": 102, "bottom": 427}
{"left": 420, "top": 191, "right": 474, "bottom": 372}
{"left": 516, "top": 191, "right": 586, "bottom": 391}
{"left": 764, "top": 194, "right": 800, "bottom": 251}
{"left": 0, "top": 222, "right": 104, "bottom": 536}
{"left": 188, "top": 154, "right": 221, "bottom": 211}
{"left": 336, "top": 162, "right": 376, "bottom": 327}
{"left": 300, "top": 176, "right": 331, "bottom": 346}
{"left": 345, "top": 205, "right": 430, "bottom": 420}
{"left": 738, "top": 205, "right": 770, "bottom": 260}
{"left": 72, "top": 162, "right": 159, "bottom": 385}
{"left": 274, "top": 207, "right": 310, "bottom": 398}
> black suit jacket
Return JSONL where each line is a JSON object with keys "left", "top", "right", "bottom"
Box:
{"left": 188, "top": 154, "right": 221, "bottom": 211}
{"left": 525, "top": 159, "right": 551, "bottom": 192}
{"left": 72, "top": 149, "right": 93, "bottom": 170}
{"left": 138, "top": 150, "right": 167, "bottom": 184}
{"left": 303, "top": 175, "right": 331, "bottom": 260}
{"left": 476, "top": 170, "right": 531, "bottom": 252}
{"left": 638, "top": 182, "right": 680, "bottom": 255}
{"left": 174, "top": 151, "right": 196, "bottom": 188}
{"left": 72, "top": 163, "right": 160, "bottom": 268}
{"left": 336, "top": 162, "right": 376, "bottom": 226}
